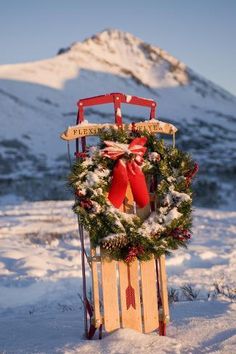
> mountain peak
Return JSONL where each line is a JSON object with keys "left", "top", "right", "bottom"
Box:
{"left": 57, "top": 29, "right": 189, "bottom": 88}
{"left": 57, "top": 28, "right": 138, "bottom": 55}
{"left": 85, "top": 28, "right": 141, "bottom": 44}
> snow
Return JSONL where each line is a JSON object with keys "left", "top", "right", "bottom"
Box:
{"left": 116, "top": 107, "right": 122, "bottom": 117}
{"left": 139, "top": 212, "right": 164, "bottom": 237}
{"left": 138, "top": 188, "right": 187, "bottom": 238}
{"left": 148, "top": 151, "right": 161, "bottom": 162}
{"left": 79, "top": 120, "right": 90, "bottom": 125}
{"left": 165, "top": 187, "right": 191, "bottom": 207}
{"left": 0, "top": 200, "right": 235, "bottom": 353}
{"left": 126, "top": 94, "right": 132, "bottom": 102}
{"left": 85, "top": 171, "right": 101, "bottom": 187}
{"left": 163, "top": 207, "right": 182, "bottom": 224}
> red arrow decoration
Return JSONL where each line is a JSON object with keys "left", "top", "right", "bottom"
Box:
{"left": 126, "top": 264, "right": 136, "bottom": 310}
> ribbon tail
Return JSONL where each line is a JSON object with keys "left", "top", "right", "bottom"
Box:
{"left": 127, "top": 161, "right": 149, "bottom": 208}
{"left": 108, "top": 160, "right": 129, "bottom": 208}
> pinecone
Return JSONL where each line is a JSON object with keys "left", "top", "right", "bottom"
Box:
{"left": 101, "top": 233, "right": 128, "bottom": 251}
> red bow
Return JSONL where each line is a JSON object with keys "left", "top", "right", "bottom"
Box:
{"left": 102, "top": 137, "right": 149, "bottom": 208}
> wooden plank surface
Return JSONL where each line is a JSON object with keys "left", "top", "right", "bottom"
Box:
{"left": 99, "top": 181, "right": 168, "bottom": 334}
{"left": 123, "top": 183, "right": 134, "bottom": 214}
{"left": 140, "top": 258, "right": 159, "bottom": 333}
{"left": 90, "top": 248, "right": 102, "bottom": 328}
{"left": 101, "top": 249, "right": 120, "bottom": 332}
{"left": 159, "top": 255, "right": 170, "bottom": 323}
{"left": 60, "top": 120, "right": 177, "bottom": 140}
{"left": 119, "top": 184, "right": 142, "bottom": 331}
{"left": 118, "top": 260, "right": 142, "bottom": 332}
{"left": 137, "top": 201, "right": 159, "bottom": 333}
{"left": 136, "top": 202, "right": 151, "bottom": 220}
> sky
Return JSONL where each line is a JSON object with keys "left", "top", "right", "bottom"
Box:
{"left": 0, "top": 0, "right": 236, "bottom": 95}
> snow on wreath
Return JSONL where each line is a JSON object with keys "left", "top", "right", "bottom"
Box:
{"left": 69, "top": 127, "right": 198, "bottom": 262}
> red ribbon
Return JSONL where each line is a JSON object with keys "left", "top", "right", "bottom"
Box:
{"left": 102, "top": 137, "right": 149, "bottom": 208}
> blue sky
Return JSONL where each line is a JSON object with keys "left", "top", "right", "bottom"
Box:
{"left": 0, "top": 0, "right": 236, "bottom": 95}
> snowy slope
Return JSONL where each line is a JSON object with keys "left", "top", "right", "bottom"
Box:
{"left": 0, "top": 200, "right": 236, "bottom": 353}
{"left": 0, "top": 29, "right": 236, "bottom": 206}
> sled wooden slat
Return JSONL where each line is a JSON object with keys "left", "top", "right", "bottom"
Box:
{"left": 118, "top": 184, "right": 142, "bottom": 332}
{"left": 136, "top": 201, "right": 159, "bottom": 333}
{"left": 122, "top": 183, "right": 134, "bottom": 214}
{"left": 140, "top": 258, "right": 159, "bottom": 333}
{"left": 136, "top": 203, "right": 151, "bottom": 220}
{"left": 118, "top": 260, "right": 142, "bottom": 332}
{"left": 60, "top": 120, "right": 177, "bottom": 141}
{"left": 101, "top": 250, "right": 120, "bottom": 332}
{"left": 159, "top": 255, "right": 170, "bottom": 322}
{"left": 90, "top": 247, "right": 102, "bottom": 328}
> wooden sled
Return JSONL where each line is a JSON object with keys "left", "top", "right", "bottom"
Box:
{"left": 89, "top": 185, "right": 170, "bottom": 338}
{"left": 61, "top": 93, "right": 177, "bottom": 339}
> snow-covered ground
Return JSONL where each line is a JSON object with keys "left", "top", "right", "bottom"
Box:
{"left": 0, "top": 200, "right": 235, "bottom": 353}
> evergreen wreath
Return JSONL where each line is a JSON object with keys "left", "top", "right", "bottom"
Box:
{"left": 69, "top": 127, "right": 198, "bottom": 263}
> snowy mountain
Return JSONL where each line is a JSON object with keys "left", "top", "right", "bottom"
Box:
{"left": 0, "top": 29, "right": 236, "bottom": 207}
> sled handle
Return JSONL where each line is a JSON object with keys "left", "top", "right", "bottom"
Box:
{"left": 76, "top": 93, "right": 157, "bottom": 126}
